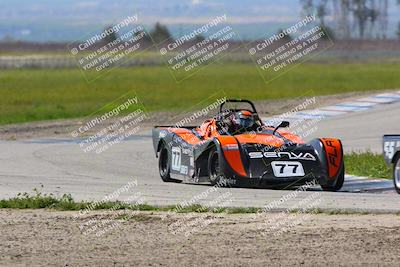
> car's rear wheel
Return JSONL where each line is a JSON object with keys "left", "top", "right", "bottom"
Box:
{"left": 208, "top": 147, "right": 222, "bottom": 185}
{"left": 159, "top": 144, "right": 181, "bottom": 183}
{"left": 393, "top": 154, "right": 400, "bottom": 194}
{"left": 321, "top": 167, "right": 345, "bottom": 192}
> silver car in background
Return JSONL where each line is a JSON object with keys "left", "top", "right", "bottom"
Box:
{"left": 383, "top": 135, "right": 400, "bottom": 194}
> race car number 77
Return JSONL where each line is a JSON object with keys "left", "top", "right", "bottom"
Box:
{"left": 171, "top": 147, "right": 181, "bottom": 171}
{"left": 271, "top": 161, "right": 305, "bottom": 177}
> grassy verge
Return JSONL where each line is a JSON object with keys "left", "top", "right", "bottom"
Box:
{"left": 1, "top": 63, "right": 400, "bottom": 125}
{"left": 345, "top": 151, "right": 392, "bottom": 179}
{"left": 0, "top": 189, "right": 260, "bottom": 214}
{"left": 0, "top": 189, "right": 391, "bottom": 215}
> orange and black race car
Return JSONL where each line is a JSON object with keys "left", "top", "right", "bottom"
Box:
{"left": 152, "top": 99, "right": 344, "bottom": 191}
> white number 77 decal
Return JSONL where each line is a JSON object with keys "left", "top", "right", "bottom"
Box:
{"left": 271, "top": 161, "right": 305, "bottom": 177}
{"left": 171, "top": 147, "right": 181, "bottom": 171}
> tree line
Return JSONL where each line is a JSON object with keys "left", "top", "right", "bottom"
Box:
{"left": 104, "top": 0, "right": 400, "bottom": 45}
{"left": 300, "top": 0, "right": 398, "bottom": 39}
{"left": 103, "top": 22, "right": 175, "bottom": 45}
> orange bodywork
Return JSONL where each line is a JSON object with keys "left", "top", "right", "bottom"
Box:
{"left": 169, "top": 121, "right": 305, "bottom": 148}
{"left": 167, "top": 128, "right": 202, "bottom": 145}
{"left": 235, "top": 134, "right": 284, "bottom": 147}
{"left": 196, "top": 119, "right": 220, "bottom": 140}
{"left": 216, "top": 136, "right": 247, "bottom": 177}
{"left": 277, "top": 130, "right": 305, "bottom": 144}
{"left": 170, "top": 129, "right": 299, "bottom": 149}
{"left": 164, "top": 120, "right": 220, "bottom": 145}
{"left": 320, "top": 138, "right": 343, "bottom": 179}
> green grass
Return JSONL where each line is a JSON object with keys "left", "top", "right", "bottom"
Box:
{"left": 1, "top": 62, "right": 400, "bottom": 125}
{"left": 3, "top": 187, "right": 397, "bottom": 215}
{"left": 345, "top": 151, "right": 392, "bottom": 179}
{"left": 0, "top": 188, "right": 154, "bottom": 211}
{"left": 0, "top": 189, "right": 261, "bottom": 214}
{"left": 0, "top": 189, "right": 80, "bottom": 210}
{"left": 0, "top": 190, "right": 380, "bottom": 215}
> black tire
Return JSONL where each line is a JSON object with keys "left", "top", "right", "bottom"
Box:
{"left": 207, "top": 147, "right": 222, "bottom": 185}
{"left": 158, "top": 144, "right": 181, "bottom": 183}
{"left": 321, "top": 167, "right": 345, "bottom": 192}
{"left": 393, "top": 154, "right": 400, "bottom": 194}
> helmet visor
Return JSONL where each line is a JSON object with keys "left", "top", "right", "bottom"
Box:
{"left": 239, "top": 116, "right": 254, "bottom": 128}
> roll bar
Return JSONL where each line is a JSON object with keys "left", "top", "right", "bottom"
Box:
{"left": 219, "top": 99, "right": 257, "bottom": 113}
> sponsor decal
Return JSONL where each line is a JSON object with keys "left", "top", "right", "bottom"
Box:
{"left": 249, "top": 151, "right": 316, "bottom": 161}
{"left": 220, "top": 177, "right": 237, "bottom": 185}
{"left": 320, "top": 138, "right": 342, "bottom": 178}
{"left": 180, "top": 165, "right": 189, "bottom": 175}
{"left": 222, "top": 144, "right": 239, "bottom": 151}
{"left": 324, "top": 141, "right": 338, "bottom": 167}
{"left": 182, "top": 148, "right": 192, "bottom": 156}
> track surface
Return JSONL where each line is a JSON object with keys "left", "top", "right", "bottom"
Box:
{"left": 306, "top": 99, "right": 400, "bottom": 152}
{"left": 0, "top": 102, "right": 399, "bottom": 213}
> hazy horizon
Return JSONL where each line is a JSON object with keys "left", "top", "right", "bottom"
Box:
{"left": 1, "top": 0, "right": 399, "bottom": 42}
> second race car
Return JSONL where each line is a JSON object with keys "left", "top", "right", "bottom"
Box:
{"left": 152, "top": 99, "right": 345, "bottom": 191}
{"left": 383, "top": 135, "right": 400, "bottom": 194}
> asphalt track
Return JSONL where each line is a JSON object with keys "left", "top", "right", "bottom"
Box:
{"left": 305, "top": 98, "right": 400, "bottom": 153}
{"left": 0, "top": 101, "right": 399, "bottom": 213}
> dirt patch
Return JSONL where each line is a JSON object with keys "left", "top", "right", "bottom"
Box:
{"left": 1, "top": 209, "right": 400, "bottom": 266}
{"left": 0, "top": 90, "right": 394, "bottom": 141}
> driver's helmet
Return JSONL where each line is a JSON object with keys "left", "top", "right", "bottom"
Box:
{"left": 232, "top": 110, "right": 255, "bottom": 130}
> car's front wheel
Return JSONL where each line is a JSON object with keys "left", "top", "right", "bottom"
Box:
{"left": 207, "top": 147, "right": 222, "bottom": 185}
{"left": 159, "top": 144, "right": 181, "bottom": 183}
{"left": 321, "top": 167, "right": 345, "bottom": 192}
{"left": 393, "top": 154, "right": 400, "bottom": 194}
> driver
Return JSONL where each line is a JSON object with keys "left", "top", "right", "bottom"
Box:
{"left": 231, "top": 110, "right": 255, "bottom": 133}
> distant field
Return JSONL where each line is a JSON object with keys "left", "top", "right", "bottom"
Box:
{"left": 0, "top": 62, "right": 400, "bottom": 125}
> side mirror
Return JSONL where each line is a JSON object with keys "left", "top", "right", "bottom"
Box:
{"left": 280, "top": 121, "right": 290, "bottom": 128}
{"left": 272, "top": 121, "right": 290, "bottom": 135}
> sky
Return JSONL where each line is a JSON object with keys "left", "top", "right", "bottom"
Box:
{"left": 0, "top": 0, "right": 300, "bottom": 24}
{"left": 0, "top": 0, "right": 301, "bottom": 42}
{"left": 0, "top": 0, "right": 398, "bottom": 42}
